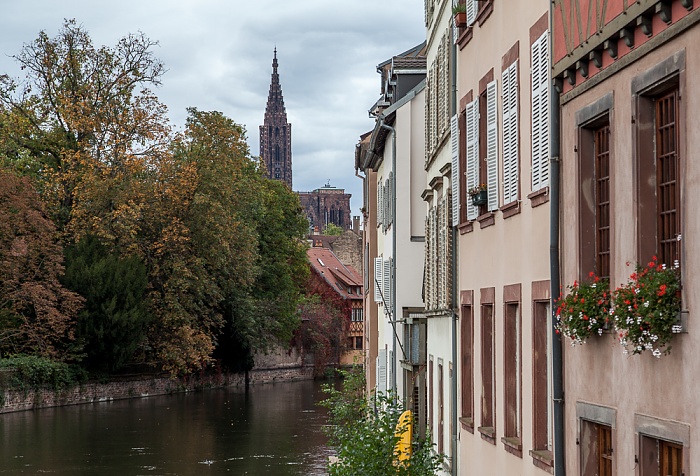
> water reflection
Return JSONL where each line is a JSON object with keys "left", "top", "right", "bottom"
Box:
{"left": 0, "top": 379, "right": 332, "bottom": 475}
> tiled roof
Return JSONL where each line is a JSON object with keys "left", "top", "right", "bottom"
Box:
{"left": 307, "top": 247, "right": 363, "bottom": 300}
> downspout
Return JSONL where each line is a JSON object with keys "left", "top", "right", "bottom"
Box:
{"left": 379, "top": 120, "right": 397, "bottom": 395}
{"left": 450, "top": 12, "right": 459, "bottom": 476}
{"left": 548, "top": 1, "right": 565, "bottom": 474}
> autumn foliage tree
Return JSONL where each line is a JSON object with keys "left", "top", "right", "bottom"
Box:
{"left": 0, "top": 21, "right": 311, "bottom": 375}
{"left": 0, "top": 169, "right": 83, "bottom": 359}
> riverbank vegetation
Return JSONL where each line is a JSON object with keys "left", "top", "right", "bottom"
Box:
{"left": 321, "top": 367, "right": 444, "bottom": 475}
{"left": 0, "top": 20, "right": 309, "bottom": 377}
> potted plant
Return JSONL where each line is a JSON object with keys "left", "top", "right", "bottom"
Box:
{"left": 555, "top": 272, "right": 611, "bottom": 345}
{"left": 468, "top": 183, "right": 488, "bottom": 206}
{"left": 453, "top": 3, "right": 467, "bottom": 27}
{"left": 612, "top": 256, "right": 682, "bottom": 357}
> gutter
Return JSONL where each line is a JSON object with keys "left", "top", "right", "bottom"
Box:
{"left": 548, "top": 1, "right": 565, "bottom": 474}
{"left": 450, "top": 13, "right": 459, "bottom": 476}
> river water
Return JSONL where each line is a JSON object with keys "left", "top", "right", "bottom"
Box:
{"left": 0, "top": 379, "right": 333, "bottom": 475}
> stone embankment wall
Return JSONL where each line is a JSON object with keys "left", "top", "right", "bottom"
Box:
{"left": 0, "top": 353, "right": 314, "bottom": 414}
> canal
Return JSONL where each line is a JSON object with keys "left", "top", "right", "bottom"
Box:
{"left": 0, "top": 379, "right": 333, "bottom": 475}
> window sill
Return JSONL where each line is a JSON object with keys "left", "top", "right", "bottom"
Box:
{"left": 457, "top": 27, "right": 473, "bottom": 50}
{"left": 500, "top": 201, "right": 521, "bottom": 219}
{"left": 528, "top": 186, "right": 550, "bottom": 208}
{"left": 501, "top": 437, "right": 523, "bottom": 458}
{"left": 530, "top": 449, "right": 554, "bottom": 473}
{"left": 478, "top": 426, "right": 496, "bottom": 445}
{"left": 478, "top": 211, "right": 495, "bottom": 228}
{"left": 458, "top": 221, "right": 474, "bottom": 234}
{"left": 459, "top": 416, "right": 474, "bottom": 433}
{"left": 476, "top": 1, "right": 494, "bottom": 26}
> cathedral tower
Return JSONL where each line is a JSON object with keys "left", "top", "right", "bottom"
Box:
{"left": 259, "top": 49, "right": 292, "bottom": 189}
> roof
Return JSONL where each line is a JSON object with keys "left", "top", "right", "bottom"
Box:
{"left": 307, "top": 247, "right": 363, "bottom": 300}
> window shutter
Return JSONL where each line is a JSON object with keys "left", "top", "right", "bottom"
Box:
{"left": 425, "top": 75, "right": 431, "bottom": 164}
{"left": 383, "top": 257, "right": 392, "bottom": 314}
{"left": 387, "top": 350, "right": 393, "bottom": 392}
{"left": 451, "top": 114, "right": 460, "bottom": 225}
{"left": 531, "top": 31, "right": 549, "bottom": 191}
{"left": 374, "top": 257, "right": 383, "bottom": 303}
{"left": 377, "top": 348, "right": 387, "bottom": 394}
{"left": 466, "top": 0, "right": 477, "bottom": 26}
{"left": 377, "top": 179, "right": 383, "bottom": 227}
{"left": 466, "top": 98, "right": 479, "bottom": 220}
{"left": 486, "top": 80, "right": 499, "bottom": 211}
{"left": 502, "top": 61, "right": 519, "bottom": 204}
{"left": 388, "top": 172, "right": 394, "bottom": 226}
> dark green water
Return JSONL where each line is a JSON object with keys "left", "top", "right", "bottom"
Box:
{"left": 0, "top": 379, "right": 332, "bottom": 475}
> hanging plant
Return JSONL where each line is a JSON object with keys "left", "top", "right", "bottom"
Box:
{"left": 612, "top": 257, "right": 682, "bottom": 358}
{"left": 555, "top": 272, "right": 611, "bottom": 345}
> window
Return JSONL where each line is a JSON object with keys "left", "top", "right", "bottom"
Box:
{"left": 503, "top": 299, "right": 521, "bottom": 453}
{"left": 352, "top": 308, "right": 364, "bottom": 322}
{"left": 465, "top": 77, "right": 498, "bottom": 220}
{"left": 577, "top": 93, "right": 613, "bottom": 280}
{"left": 429, "top": 357, "right": 434, "bottom": 436}
{"left": 633, "top": 53, "right": 684, "bottom": 270}
{"left": 530, "top": 30, "right": 549, "bottom": 193}
{"left": 655, "top": 89, "right": 680, "bottom": 268}
{"left": 580, "top": 420, "right": 613, "bottom": 476}
{"left": 373, "top": 257, "right": 383, "bottom": 303}
{"left": 502, "top": 60, "right": 519, "bottom": 205}
{"left": 640, "top": 436, "right": 683, "bottom": 476}
{"left": 355, "top": 336, "right": 363, "bottom": 350}
{"left": 460, "top": 301, "right": 474, "bottom": 430}
{"left": 594, "top": 124, "right": 611, "bottom": 280}
{"left": 479, "top": 287, "right": 495, "bottom": 442}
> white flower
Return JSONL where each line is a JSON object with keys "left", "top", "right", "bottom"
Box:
{"left": 672, "top": 325, "right": 683, "bottom": 334}
{"left": 644, "top": 301, "right": 649, "bottom": 308}
{"left": 662, "top": 263, "right": 667, "bottom": 270}
{"left": 674, "top": 259, "right": 680, "bottom": 269}
{"left": 652, "top": 349, "right": 662, "bottom": 358}
{"left": 598, "top": 328, "right": 603, "bottom": 336}
{"left": 592, "top": 283, "right": 596, "bottom": 288}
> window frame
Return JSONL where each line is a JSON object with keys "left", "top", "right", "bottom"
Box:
{"left": 478, "top": 287, "right": 496, "bottom": 444}
{"left": 502, "top": 283, "right": 522, "bottom": 456}
{"left": 459, "top": 290, "right": 474, "bottom": 432}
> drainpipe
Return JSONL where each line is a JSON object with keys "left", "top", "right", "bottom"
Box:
{"left": 548, "top": 1, "right": 565, "bottom": 474}
{"left": 450, "top": 12, "right": 459, "bottom": 476}
{"left": 379, "top": 120, "right": 397, "bottom": 395}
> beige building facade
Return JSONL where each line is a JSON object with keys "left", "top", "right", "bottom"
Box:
{"left": 454, "top": 1, "right": 553, "bottom": 474}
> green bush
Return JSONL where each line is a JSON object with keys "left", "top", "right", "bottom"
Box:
{"left": 0, "top": 355, "right": 87, "bottom": 391}
{"left": 320, "top": 367, "right": 444, "bottom": 476}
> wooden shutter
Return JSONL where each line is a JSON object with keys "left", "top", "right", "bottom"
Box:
{"left": 374, "top": 257, "right": 383, "bottom": 303}
{"left": 387, "top": 349, "right": 393, "bottom": 392}
{"left": 502, "top": 61, "right": 519, "bottom": 204}
{"left": 531, "top": 31, "right": 549, "bottom": 191}
{"left": 451, "top": 114, "right": 460, "bottom": 225}
{"left": 377, "top": 178, "right": 384, "bottom": 227}
{"left": 388, "top": 172, "right": 394, "bottom": 226}
{"left": 466, "top": 0, "right": 477, "bottom": 26}
{"left": 486, "top": 80, "right": 499, "bottom": 211}
{"left": 466, "top": 98, "right": 479, "bottom": 220}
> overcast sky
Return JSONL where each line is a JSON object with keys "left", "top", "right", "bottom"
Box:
{"left": 0, "top": 0, "right": 425, "bottom": 215}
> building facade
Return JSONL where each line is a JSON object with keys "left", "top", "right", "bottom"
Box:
{"left": 260, "top": 49, "right": 293, "bottom": 189}
{"left": 298, "top": 185, "right": 352, "bottom": 231}
{"left": 453, "top": 1, "right": 554, "bottom": 474}
{"left": 554, "top": 1, "right": 699, "bottom": 475}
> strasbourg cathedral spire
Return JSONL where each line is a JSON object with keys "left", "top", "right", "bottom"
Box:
{"left": 259, "top": 48, "right": 293, "bottom": 189}
{"left": 260, "top": 49, "right": 353, "bottom": 232}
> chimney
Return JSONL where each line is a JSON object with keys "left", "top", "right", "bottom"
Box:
{"left": 352, "top": 215, "right": 360, "bottom": 234}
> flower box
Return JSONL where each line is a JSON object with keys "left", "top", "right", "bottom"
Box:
{"left": 454, "top": 12, "right": 467, "bottom": 27}
{"left": 470, "top": 190, "right": 488, "bottom": 207}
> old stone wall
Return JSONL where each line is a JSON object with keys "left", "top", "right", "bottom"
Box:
{"left": 0, "top": 365, "right": 314, "bottom": 414}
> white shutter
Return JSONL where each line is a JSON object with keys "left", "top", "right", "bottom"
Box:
{"left": 531, "top": 31, "right": 549, "bottom": 191}
{"left": 466, "top": 98, "right": 479, "bottom": 220}
{"left": 377, "top": 179, "right": 383, "bottom": 227}
{"left": 466, "top": 0, "right": 477, "bottom": 26}
{"left": 377, "top": 348, "right": 387, "bottom": 394}
{"left": 374, "top": 257, "right": 383, "bottom": 303}
{"left": 450, "top": 114, "right": 460, "bottom": 225}
{"left": 388, "top": 173, "right": 394, "bottom": 226}
{"left": 486, "top": 80, "right": 499, "bottom": 211}
{"left": 502, "top": 61, "right": 519, "bottom": 204}
{"left": 387, "top": 350, "right": 394, "bottom": 392}
{"left": 383, "top": 257, "right": 392, "bottom": 314}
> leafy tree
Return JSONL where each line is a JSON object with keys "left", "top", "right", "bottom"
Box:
{"left": 323, "top": 223, "right": 344, "bottom": 236}
{"left": 295, "top": 295, "right": 345, "bottom": 376}
{"left": 0, "top": 19, "right": 170, "bottom": 242}
{"left": 62, "top": 235, "right": 149, "bottom": 372}
{"left": 0, "top": 169, "right": 83, "bottom": 359}
{"left": 321, "top": 367, "right": 445, "bottom": 476}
